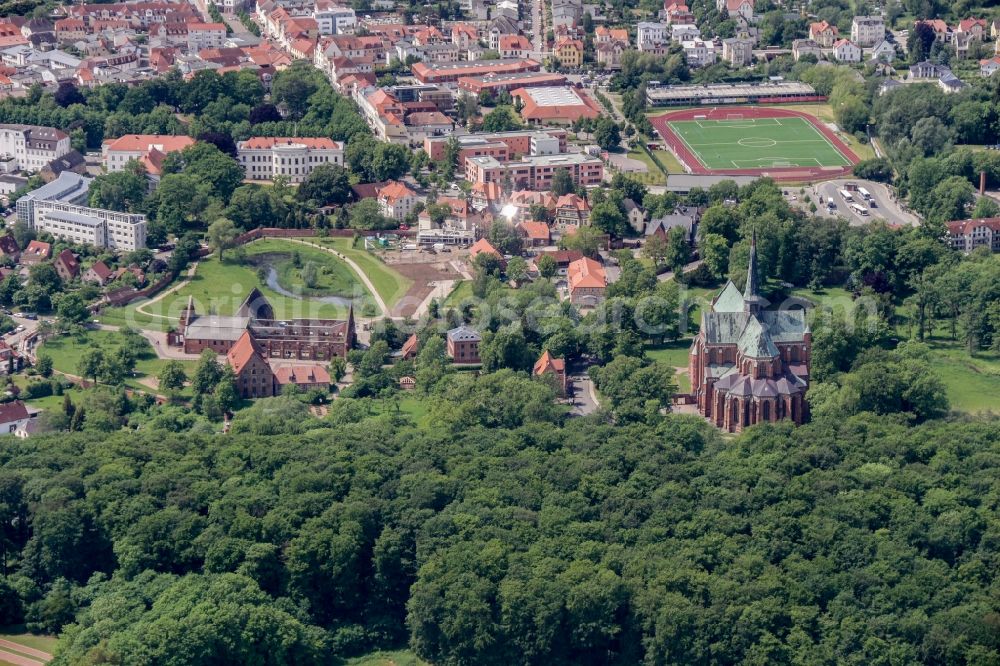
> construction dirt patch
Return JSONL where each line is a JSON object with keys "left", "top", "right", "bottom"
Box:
{"left": 378, "top": 250, "right": 466, "bottom": 317}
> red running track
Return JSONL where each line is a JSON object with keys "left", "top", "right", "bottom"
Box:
{"left": 649, "top": 106, "right": 860, "bottom": 182}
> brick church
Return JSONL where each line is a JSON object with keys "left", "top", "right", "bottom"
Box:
{"left": 173, "top": 288, "right": 354, "bottom": 362}
{"left": 688, "top": 232, "right": 811, "bottom": 432}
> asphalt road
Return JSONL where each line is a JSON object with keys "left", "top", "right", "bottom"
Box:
{"left": 568, "top": 372, "right": 599, "bottom": 416}
{"left": 805, "top": 179, "right": 919, "bottom": 227}
{"left": 530, "top": 0, "right": 546, "bottom": 60}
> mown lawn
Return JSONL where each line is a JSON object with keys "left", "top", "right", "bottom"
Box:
{"left": 39, "top": 329, "right": 196, "bottom": 397}
{"left": 443, "top": 280, "right": 473, "bottom": 307}
{"left": 312, "top": 238, "right": 413, "bottom": 308}
{"left": 101, "top": 239, "right": 377, "bottom": 328}
{"left": 625, "top": 148, "right": 667, "bottom": 185}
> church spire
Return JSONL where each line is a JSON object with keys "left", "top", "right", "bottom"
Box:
{"left": 743, "top": 229, "right": 764, "bottom": 314}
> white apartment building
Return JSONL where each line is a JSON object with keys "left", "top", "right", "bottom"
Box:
{"left": 314, "top": 3, "right": 356, "bottom": 35}
{"left": 0, "top": 124, "right": 70, "bottom": 173}
{"left": 637, "top": 22, "right": 667, "bottom": 48}
{"left": 682, "top": 39, "right": 716, "bottom": 67}
{"left": 851, "top": 16, "right": 884, "bottom": 47}
{"left": 833, "top": 38, "right": 862, "bottom": 62}
{"left": 237, "top": 137, "right": 345, "bottom": 183}
{"left": 671, "top": 23, "right": 700, "bottom": 42}
{"left": 187, "top": 22, "right": 228, "bottom": 51}
{"left": 31, "top": 200, "right": 147, "bottom": 251}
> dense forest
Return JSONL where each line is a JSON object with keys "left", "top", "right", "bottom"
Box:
{"left": 0, "top": 378, "right": 994, "bottom": 665}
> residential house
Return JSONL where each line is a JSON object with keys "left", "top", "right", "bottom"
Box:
{"left": 670, "top": 23, "right": 699, "bottom": 42}
{"left": 914, "top": 19, "right": 951, "bottom": 43}
{"left": 533, "top": 350, "right": 566, "bottom": 395}
{"left": 83, "top": 260, "right": 114, "bottom": 286}
{"left": 850, "top": 16, "right": 884, "bottom": 47}
{"left": 909, "top": 60, "right": 951, "bottom": 79}
{"left": 377, "top": 180, "right": 418, "bottom": 221}
{"left": 446, "top": 325, "right": 481, "bottom": 364}
{"left": 869, "top": 39, "right": 896, "bottom": 63}
{"left": 0, "top": 401, "right": 29, "bottom": 435}
{"left": 554, "top": 193, "right": 590, "bottom": 228}
{"left": 954, "top": 17, "right": 987, "bottom": 57}
{"left": 554, "top": 38, "right": 583, "bottom": 68}
{"left": 53, "top": 249, "right": 79, "bottom": 282}
{"left": 981, "top": 56, "right": 1000, "bottom": 76}
{"left": 567, "top": 256, "right": 606, "bottom": 306}
{"left": 623, "top": 198, "right": 645, "bottom": 233}
{"left": 809, "top": 20, "right": 838, "bottom": 47}
{"left": 19, "top": 239, "right": 50, "bottom": 264}
{"left": 682, "top": 39, "right": 716, "bottom": 67}
{"left": 664, "top": 2, "right": 695, "bottom": 25}
{"left": 946, "top": 217, "right": 1000, "bottom": 252}
{"left": 832, "top": 39, "right": 861, "bottom": 63}
{"left": 516, "top": 220, "right": 551, "bottom": 246}
{"left": 498, "top": 34, "right": 531, "bottom": 59}
{"left": 596, "top": 40, "right": 625, "bottom": 68}
{"left": 645, "top": 206, "right": 699, "bottom": 243}
{"left": 722, "top": 37, "right": 753, "bottom": 66}
{"left": 720, "top": 0, "right": 754, "bottom": 24}
{"left": 468, "top": 237, "right": 502, "bottom": 263}
{"left": 637, "top": 22, "right": 667, "bottom": 52}
{"left": 792, "top": 39, "right": 822, "bottom": 62}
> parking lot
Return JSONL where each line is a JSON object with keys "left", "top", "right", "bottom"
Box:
{"left": 805, "top": 179, "right": 920, "bottom": 227}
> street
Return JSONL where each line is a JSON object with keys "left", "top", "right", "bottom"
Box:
{"left": 530, "top": 0, "right": 546, "bottom": 60}
{"left": 567, "top": 371, "right": 599, "bottom": 416}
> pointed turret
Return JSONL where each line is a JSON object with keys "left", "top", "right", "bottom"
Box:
{"left": 743, "top": 229, "right": 764, "bottom": 314}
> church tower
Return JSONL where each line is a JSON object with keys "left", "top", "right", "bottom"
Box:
{"left": 743, "top": 229, "right": 764, "bottom": 315}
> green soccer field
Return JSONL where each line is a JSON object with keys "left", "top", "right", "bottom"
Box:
{"left": 667, "top": 116, "right": 853, "bottom": 170}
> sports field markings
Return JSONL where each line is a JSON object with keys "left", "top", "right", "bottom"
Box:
{"left": 664, "top": 115, "right": 853, "bottom": 170}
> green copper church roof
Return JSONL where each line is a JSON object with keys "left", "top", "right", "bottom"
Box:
{"left": 737, "top": 315, "right": 780, "bottom": 358}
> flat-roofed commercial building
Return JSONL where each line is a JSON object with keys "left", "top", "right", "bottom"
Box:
{"left": 15, "top": 171, "right": 91, "bottom": 225}
{"left": 31, "top": 200, "right": 146, "bottom": 251}
{"left": 646, "top": 81, "right": 822, "bottom": 106}
{"left": 411, "top": 58, "right": 540, "bottom": 84}
{"left": 512, "top": 86, "right": 603, "bottom": 125}
{"left": 456, "top": 71, "right": 566, "bottom": 94}
{"left": 465, "top": 152, "right": 604, "bottom": 190}
{"left": 424, "top": 128, "right": 567, "bottom": 161}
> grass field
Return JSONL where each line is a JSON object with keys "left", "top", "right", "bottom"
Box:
{"left": 312, "top": 238, "right": 413, "bottom": 308}
{"left": 667, "top": 116, "right": 853, "bottom": 170}
{"left": 100, "top": 239, "right": 380, "bottom": 330}
{"left": 443, "top": 280, "right": 473, "bottom": 307}
{"left": 40, "top": 329, "right": 196, "bottom": 396}
{"left": 924, "top": 342, "right": 1000, "bottom": 414}
{"left": 0, "top": 629, "right": 56, "bottom": 665}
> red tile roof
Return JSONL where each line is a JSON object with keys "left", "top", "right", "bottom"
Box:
{"left": 947, "top": 217, "right": 1000, "bottom": 234}
{"left": 469, "top": 238, "right": 501, "bottom": 259}
{"left": 104, "top": 134, "right": 196, "bottom": 153}
{"left": 23, "top": 240, "right": 50, "bottom": 258}
{"left": 273, "top": 364, "right": 330, "bottom": 385}
{"left": 240, "top": 137, "right": 340, "bottom": 150}
{"left": 568, "top": 256, "right": 606, "bottom": 290}
{"left": 227, "top": 331, "right": 265, "bottom": 374}
{"left": 533, "top": 350, "right": 565, "bottom": 376}
{"left": 0, "top": 401, "right": 28, "bottom": 425}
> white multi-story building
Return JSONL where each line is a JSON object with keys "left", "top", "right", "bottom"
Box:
{"left": 15, "top": 171, "right": 91, "bottom": 224}
{"left": 851, "top": 16, "right": 884, "bottom": 47}
{"left": 0, "top": 124, "right": 70, "bottom": 173}
{"left": 236, "top": 137, "right": 344, "bottom": 183}
{"left": 832, "top": 38, "right": 861, "bottom": 62}
{"left": 637, "top": 22, "right": 667, "bottom": 49}
{"left": 377, "top": 180, "right": 418, "bottom": 221}
{"left": 31, "top": 200, "right": 146, "bottom": 250}
{"left": 187, "top": 22, "right": 228, "bottom": 51}
{"left": 313, "top": 2, "right": 356, "bottom": 35}
{"left": 671, "top": 23, "right": 700, "bottom": 42}
{"left": 682, "top": 39, "right": 716, "bottom": 67}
